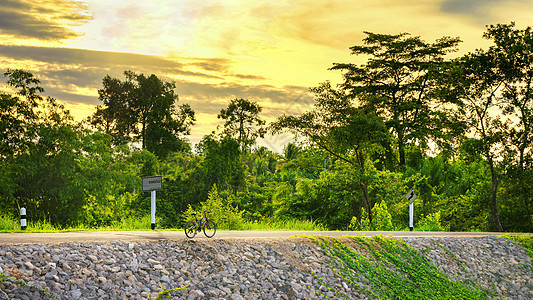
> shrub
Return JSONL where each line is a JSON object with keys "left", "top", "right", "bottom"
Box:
{"left": 417, "top": 211, "right": 449, "bottom": 231}
{"left": 183, "top": 184, "right": 245, "bottom": 230}
{"left": 0, "top": 214, "right": 17, "bottom": 231}
{"left": 350, "top": 200, "right": 396, "bottom": 231}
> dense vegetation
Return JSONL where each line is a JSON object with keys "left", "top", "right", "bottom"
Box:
{"left": 0, "top": 23, "right": 532, "bottom": 232}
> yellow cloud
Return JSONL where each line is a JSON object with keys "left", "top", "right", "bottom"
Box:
{"left": 0, "top": 0, "right": 91, "bottom": 42}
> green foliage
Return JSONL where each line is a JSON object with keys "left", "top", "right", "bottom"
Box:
{"left": 153, "top": 282, "right": 189, "bottom": 299}
{"left": 501, "top": 234, "right": 533, "bottom": 259}
{"left": 90, "top": 70, "right": 195, "bottom": 158}
{"left": 417, "top": 211, "right": 449, "bottom": 232}
{"left": 196, "top": 135, "right": 245, "bottom": 193}
{"left": 183, "top": 184, "right": 245, "bottom": 230}
{"left": 310, "top": 235, "right": 490, "bottom": 299}
{"left": 350, "top": 200, "right": 396, "bottom": 231}
{"left": 2, "top": 24, "right": 533, "bottom": 233}
{"left": 218, "top": 98, "right": 266, "bottom": 153}
{"left": 0, "top": 214, "right": 17, "bottom": 231}
{"left": 0, "top": 272, "right": 58, "bottom": 299}
{"left": 242, "top": 217, "right": 327, "bottom": 231}
{"left": 331, "top": 32, "right": 462, "bottom": 167}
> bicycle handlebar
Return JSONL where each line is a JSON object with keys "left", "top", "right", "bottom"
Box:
{"left": 191, "top": 210, "right": 211, "bottom": 216}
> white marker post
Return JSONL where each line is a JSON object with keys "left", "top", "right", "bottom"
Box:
{"left": 142, "top": 176, "right": 163, "bottom": 230}
{"left": 409, "top": 202, "right": 414, "bottom": 231}
{"left": 20, "top": 207, "right": 27, "bottom": 230}
{"left": 405, "top": 190, "right": 417, "bottom": 231}
{"left": 151, "top": 191, "right": 156, "bottom": 230}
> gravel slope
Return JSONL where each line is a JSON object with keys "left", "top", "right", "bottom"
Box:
{"left": 0, "top": 236, "right": 531, "bottom": 299}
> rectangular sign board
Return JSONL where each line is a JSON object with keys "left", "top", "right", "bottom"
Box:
{"left": 142, "top": 176, "right": 162, "bottom": 192}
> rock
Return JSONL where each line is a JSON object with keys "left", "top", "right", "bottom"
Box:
{"left": 0, "top": 237, "right": 531, "bottom": 299}
{"left": 71, "top": 289, "right": 82, "bottom": 299}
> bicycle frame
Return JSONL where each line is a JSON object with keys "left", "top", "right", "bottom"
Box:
{"left": 195, "top": 216, "right": 208, "bottom": 229}
{"left": 193, "top": 214, "right": 208, "bottom": 229}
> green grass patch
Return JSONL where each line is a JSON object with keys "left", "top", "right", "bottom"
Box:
{"left": 0, "top": 214, "right": 157, "bottom": 233}
{"left": 242, "top": 218, "right": 327, "bottom": 231}
{"left": 308, "top": 235, "right": 490, "bottom": 299}
{"left": 0, "top": 215, "right": 18, "bottom": 231}
{"left": 0, "top": 213, "right": 327, "bottom": 232}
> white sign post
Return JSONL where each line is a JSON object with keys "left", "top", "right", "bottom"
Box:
{"left": 20, "top": 207, "right": 27, "bottom": 230}
{"left": 405, "top": 190, "right": 417, "bottom": 231}
{"left": 142, "top": 176, "right": 162, "bottom": 230}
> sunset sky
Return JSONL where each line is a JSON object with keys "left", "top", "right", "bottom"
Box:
{"left": 1, "top": 0, "right": 532, "bottom": 151}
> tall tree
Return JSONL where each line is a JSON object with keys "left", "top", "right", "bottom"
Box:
{"left": 0, "top": 69, "right": 43, "bottom": 157}
{"left": 217, "top": 98, "right": 266, "bottom": 153}
{"left": 273, "top": 82, "right": 389, "bottom": 223}
{"left": 331, "top": 32, "right": 462, "bottom": 167}
{"left": 90, "top": 71, "right": 195, "bottom": 157}
{"left": 484, "top": 23, "right": 533, "bottom": 229}
{"left": 442, "top": 50, "right": 505, "bottom": 232}
{"left": 196, "top": 134, "right": 245, "bottom": 193}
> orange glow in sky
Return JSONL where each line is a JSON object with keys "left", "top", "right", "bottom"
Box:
{"left": 1, "top": 0, "right": 532, "bottom": 151}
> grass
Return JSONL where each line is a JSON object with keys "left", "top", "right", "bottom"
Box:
{"left": 0, "top": 214, "right": 327, "bottom": 232}
{"left": 242, "top": 218, "right": 327, "bottom": 231}
{"left": 0, "top": 215, "right": 17, "bottom": 231}
{"left": 0, "top": 214, "right": 154, "bottom": 233}
{"left": 308, "top": 235, "right": 491, "bottom": 299}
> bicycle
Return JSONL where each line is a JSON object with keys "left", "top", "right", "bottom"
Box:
{"left": 184, "top": 210, "right": 216, "bottom": 238}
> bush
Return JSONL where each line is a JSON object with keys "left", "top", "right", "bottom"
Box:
{"left": 182, "top": 184, "right": 245, "bottom": 230}
{"left": 350, "top": 200, "right": 396, "bottom": 231}
{"left": 0, "top": 214, "right": 17, "bottom": 231}
{"left": 417, "top": 211, "right": 449, "bottom": 231}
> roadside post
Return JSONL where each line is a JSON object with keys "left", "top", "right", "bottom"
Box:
{"left": 142, "top": 176, "right": 163, "bottom": 230}
{"left": 20, "top": 207, "right": 27, "bottom": 230}
{"left": 405, "top": 190, "right": 417, "bottom": 231}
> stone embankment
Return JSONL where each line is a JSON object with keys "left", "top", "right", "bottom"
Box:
{"left": 0, "top": 236, "right": 531, "bottom": 299}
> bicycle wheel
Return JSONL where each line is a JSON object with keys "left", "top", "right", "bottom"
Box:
{"left": 185, "top": 220, "right": 197, "bottom": 238}
{"left": 203, "top": 220, "right": 216, "bottom": 238}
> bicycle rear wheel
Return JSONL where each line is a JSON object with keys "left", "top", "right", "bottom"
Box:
{"left": 185, "top": 220, "right": 197, "bottom": 238}
{"left": 203, "top": 220, "right": 216, "bottom": 238}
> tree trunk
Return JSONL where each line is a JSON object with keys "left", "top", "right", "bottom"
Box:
{"left": 488, "top": 157, "right": 503, "bottom": 232}
{"left": 356, "top": 150, "right": 372, "bottom": 223}
{"left": 142, "top": 120, "right": 146, "bottom": 149}
{"left": 398, "top": 138, "right": 406, "bottom": 167}
{"left": 518, "top": 147, "right": 532, "bottom": 229}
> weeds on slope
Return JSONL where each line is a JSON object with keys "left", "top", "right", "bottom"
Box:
{"left": 308, "top": 235, "right": 491, "bottom": 300}
{"left": 501, "top": 234, "right": 533, "bottom": 260}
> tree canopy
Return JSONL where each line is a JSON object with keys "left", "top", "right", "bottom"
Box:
{"left": 1, "top": 23, "right": 533, "bottom": 233}
{"left": 90, "top": 71, "right": 195, "bottom": 158}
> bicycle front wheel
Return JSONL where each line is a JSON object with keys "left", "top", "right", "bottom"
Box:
{"left": 203, "top": 220, "right": 216, "bottom": 238}
{"left": 185, "top": 220, "right": 197, "bottom": 238}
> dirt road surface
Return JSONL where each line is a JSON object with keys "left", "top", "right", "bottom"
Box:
{"left": 0, "top": 230, "right": 513, "bottom": 245}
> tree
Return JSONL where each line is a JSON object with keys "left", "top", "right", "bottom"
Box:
{"left": 484, "top": 23, "right": 533, "bottom": 230}
{"left": 0, "top": 69, "right": 43, "bottom": 157}
{"left": 90, "top": 71, "right": 195, "bottom": 157}
{"left": 0, "top": 69, "right": 87, "bottom": 225}
{"left": 331, "top": 32, "right": 462, "bottom": 167}
{"left": 273, "top": 81, "right": 389, "bottom": 223}
{"left": 442, "top": 50, "right": 505, "bottom": 232}
{"left": 217, "top": 98, "right": 266, "bottom": 153}
{"left": 196, "top": 134, "right": 246, "bottom": 193}
{"left": 283, "top": 142, "right": 302, "bottom": 161}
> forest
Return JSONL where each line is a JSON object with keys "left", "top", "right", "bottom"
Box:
{"left": 0, "top": 23, "right": 532, "bottom": 232}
